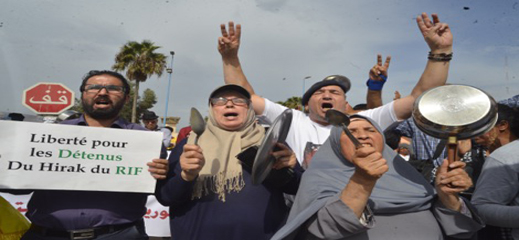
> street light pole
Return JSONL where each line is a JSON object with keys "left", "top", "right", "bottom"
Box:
{"left": 162, "top": 51, "right": 175, "bottom": 127}
{"left": 302, "top": 76, "right": 311, "bottom": 112}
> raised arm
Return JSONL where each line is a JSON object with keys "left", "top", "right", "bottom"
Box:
{"left": 393, "top": 13, "right": 453, "bottom": 120}
{"left": 155, "top": 142, "right": 205, "bottom": 207}
{"left": 340, "top": 146, "right": 388, "bottom": 217}
{"left": 306, "top": 142, "right": 388, "bottom": 239}
{"left": 218, "top": 21, "right": 266, "bottom": 115}
{"left": 366, "top": 54, "right": 391, "bottom": 109}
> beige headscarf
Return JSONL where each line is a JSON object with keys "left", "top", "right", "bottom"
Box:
{"left": 187, "top": 103, "right": 265, "bottom": 202}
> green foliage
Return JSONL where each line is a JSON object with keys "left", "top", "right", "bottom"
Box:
{"left": 138, "top": 89, "right": 158, "bottom": 110}
{"left": 112, "top": 40, "right": 166, "bottom": 82}
{"left": 69, "top": 98, "right": 83, "bottom": 113}
{"left": 112, "top": 40, "right": 167, "bottom": 122}
{"left": 122, "top": 87, "right": 157, "bottom": 123}
{"left": 276, "top": 96, "right": 302, "bottom": 110}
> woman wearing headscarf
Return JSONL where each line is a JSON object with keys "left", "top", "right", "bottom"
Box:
{"left": 155, "top": 84, "right": 303, "bottom": 240}
{"left": 272, "top": 115, "right": 483, "bottom": 240}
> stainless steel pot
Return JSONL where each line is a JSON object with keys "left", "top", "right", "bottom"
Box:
{"left": 412, "top": 85, "right": 497, "bottom": 162}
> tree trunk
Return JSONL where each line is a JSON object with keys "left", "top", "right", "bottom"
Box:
{"left": 131, "top": 81, "right": 140, "bottom": 123}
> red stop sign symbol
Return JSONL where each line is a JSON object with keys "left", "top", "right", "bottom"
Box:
{"left": 22, "top": 83, "right": 75, "bottom": 114}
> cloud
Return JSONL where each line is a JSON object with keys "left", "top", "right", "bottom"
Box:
{"left": 255, "top": 0, "right": 289, "bottom": 12}
{"left": 1, "top": 0, "right": 518, "bottom": 129}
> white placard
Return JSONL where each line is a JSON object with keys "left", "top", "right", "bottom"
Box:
{"left": 0, "top": 120, "right": 163, "bottom": 193}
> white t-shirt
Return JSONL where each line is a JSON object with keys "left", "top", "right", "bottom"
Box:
{"left": 262, "top": 99, "right": 398, "bottom": 167}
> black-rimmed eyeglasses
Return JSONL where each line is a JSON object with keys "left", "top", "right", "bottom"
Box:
{"left": 210, "top": 97, "right": 249, "bottom": 106}
{"left": 84, "top": 84, "right": 125, "bottom": 94}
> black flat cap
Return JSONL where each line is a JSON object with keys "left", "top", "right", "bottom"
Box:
{"left": 301, "top": 75, "right": 351, "bottom": 105}
{"left": 209, "top": 84, "right": 251, "bottom": 100}
{"left": 142, "top": 111, "right": 159, "bottom": 120}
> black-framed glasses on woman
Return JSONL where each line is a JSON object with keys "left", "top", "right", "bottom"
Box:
{"left": 210, "top": 97, "right": 249, "bottom": 106}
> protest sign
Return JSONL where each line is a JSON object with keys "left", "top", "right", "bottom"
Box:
{"left": 0, "top": 120, "right": 163, "bottom": 193}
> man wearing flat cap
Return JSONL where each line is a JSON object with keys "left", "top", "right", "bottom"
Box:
{"left": 142, "top": 110, "right": 173, "bottom": 149}
{"left": 217, "top": 14, "right": 454, "bottom": 167}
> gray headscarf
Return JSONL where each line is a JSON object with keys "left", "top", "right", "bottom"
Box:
{"left": 272, "top": 115, "right": 435, "bottom": 239}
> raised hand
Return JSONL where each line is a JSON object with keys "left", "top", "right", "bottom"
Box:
{"left": 369, "top": 54, "right": 391, "bottom": 81}
{"left": 218, "top": 21, "right": 242, "bottom": 59}
{"left": 180, "top": 144, "right": 205, "bottom": 181}
{"left": 416, "top": 13, "right": 453, "bottom": 53}
{"left": 351, "top": 146, "right": 388, "bottom": 182}
{"left": 393, "top": 90, "right": 401, "bottom": 100}
{"left": 147, "top": 158, "right": 169, "bottom": 180}
{"left": 435, "top": 160, "right": 472, "bottom": 211}
{"left": 271, "top": 143, "right": 297, "bottom": 170}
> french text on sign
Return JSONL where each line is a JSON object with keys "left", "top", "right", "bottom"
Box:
{"left": 0, "top": 120, "right": 163, "bottom": 193}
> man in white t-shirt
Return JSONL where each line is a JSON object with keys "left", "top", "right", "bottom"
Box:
{"left": 260, "top": 75, "right": 397, "bottom": 168}
{"left": 217, "top": 13, "right": 454, "bottom": 167}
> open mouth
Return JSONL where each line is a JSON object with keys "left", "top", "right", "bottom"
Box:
{"left": 95, "top": 97, "right": 111, "bottom": 106}
{"left": 224, "top": 112, "right": 238, "bottom": 117}
{"left": 321, "top": 103, "right": 333, "bottom": 111}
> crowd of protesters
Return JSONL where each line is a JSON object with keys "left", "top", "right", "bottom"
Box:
{"left": 2, "top": 11, "right": 519, "bottom": 240}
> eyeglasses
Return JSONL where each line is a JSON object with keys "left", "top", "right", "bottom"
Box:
{"left": 210, "top": 97, "right": 249, "bottom": 106}
{"left": 84, "top": 84, "right": 125, "bottom": 94}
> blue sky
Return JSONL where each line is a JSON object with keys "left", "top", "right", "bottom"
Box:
{"left": 1, "top": 0, "right": 518, "bottom": 129}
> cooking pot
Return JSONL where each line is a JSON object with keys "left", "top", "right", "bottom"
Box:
{"left": 412, "top": 85, "right": 497, "bottom": 163}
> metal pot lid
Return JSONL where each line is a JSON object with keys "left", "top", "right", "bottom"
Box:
{"left": 413, "top": 85, "right": 497, "bottom": 140}
{"left": 251, "top": 109, "right": 292, "bottom": 185}
{"left": 417, "top": 85, "right": 492, "bottom": 126}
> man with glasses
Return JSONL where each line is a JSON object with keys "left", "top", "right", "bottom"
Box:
{"left": 20, "top": 70, "right": 168, "bottom": 240}
{"left": 142, "top": 111, "right": 173, "bottom": 149}
{"left": 218, "top": 13, "right": 454, "bottom": 167}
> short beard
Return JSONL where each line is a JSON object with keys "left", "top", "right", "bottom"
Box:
{"left": 82, "top": 99, "right": 124, "bottom": 120}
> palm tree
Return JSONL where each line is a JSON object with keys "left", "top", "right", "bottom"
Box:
{"left": 276, "top": 96, "right": 302, "bottom": 110}
{"left": 112, "top": 40, "right": 166, "bottom": 122}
